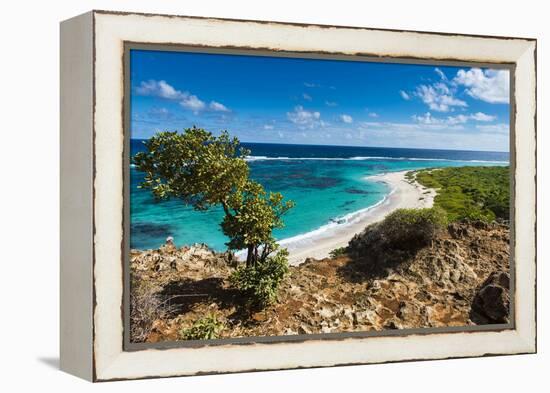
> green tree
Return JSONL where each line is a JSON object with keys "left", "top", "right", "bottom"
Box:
{"left": 133, "top": 127, "right": 294, "bottom": 268}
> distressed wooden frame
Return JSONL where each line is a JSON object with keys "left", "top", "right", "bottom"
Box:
{"left": 60, "top": 10, "right": 537, "bottom": 382}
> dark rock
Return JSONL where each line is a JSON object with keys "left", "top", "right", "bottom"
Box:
{"left": 470, "top": 271, "right": 510, "bottom": 324}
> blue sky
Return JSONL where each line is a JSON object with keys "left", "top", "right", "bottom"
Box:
{"left": 130, "top": 49, "right": 510, "bottom": 152}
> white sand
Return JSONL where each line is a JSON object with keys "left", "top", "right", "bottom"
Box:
{"left": 284, "top": 170, "right": 436, "bottom": 266}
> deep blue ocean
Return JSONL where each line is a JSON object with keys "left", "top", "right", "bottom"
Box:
{"left": 130, "top": 140, "right": 509, "bottom": 251}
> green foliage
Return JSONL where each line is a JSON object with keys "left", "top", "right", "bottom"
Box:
{"left": 133, "top": 127, "right": 294, "bottom": 268}
{"left": 222, "top": 181, "right": 294, "bottom": 266}
{"left": 348, "top": 207, "right": 448, "bottom": 270}
{"left": 230, "top": 247, "right": 289, "bottom": 307}
{"left": 133, "top": 127, "right": 250, "bottom": 210}
{"left": 180, "top": 314, "right": 225, "bottom": 340}
{"left": 134, "top": 127, "right": 294, "bottom": 307}
{"left": 329, "top": 247, "right": 348, "bottom": 258}
{"left": 377, "top": 207, "right": 448, "bottom": 249}
{"left": 415, "top": 166, "right": 509, "bottom": 222}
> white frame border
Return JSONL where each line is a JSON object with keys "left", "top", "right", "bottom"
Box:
{"left": 91, "top": 11, "right": 536, "bottom": 381}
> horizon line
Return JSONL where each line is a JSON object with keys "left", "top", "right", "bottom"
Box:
{"left": 130, "top": 137, "right": 509, "bottom": 154}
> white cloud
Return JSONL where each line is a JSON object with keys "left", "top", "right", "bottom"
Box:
{"left": 415, "top": 83, "right": 467, "bottom": 112}
{"left": 304, "top": 82, "right": 320, "bottom": 88}
{"left": 413, "top": 111, "right": 497, "bottom": 127}
{"left": 180, "top": 95, "right": 206, "bottom": 113}
{"left": 453, "top": 68, "right": 509, "bottom": 104}
{"left": 263, "top": 124, "right": 274, "bottom": 130}
{"left": 412, "top": 112, "right": 445, "bottom": 125}
{"left": 135, "top": 80, "right": 186, "bottom": 100}
{"left": 434, "top": 67, "right": 448, "bottom": 81}
{"left": 368, "top": 112, "right": 379, "bottom": 118}
{"left": 359, "top": 121, "right": 425, "bottom": 132}
{"left": 446, "top": 114, "right": 471, "bottom": 125}
{"left": 400, "top": 90, "right": 411, "bottom": 100}
{"left": 209, "top": 101, "right": 230, "bottom": 112}
{"left": 476, "top": 123, "right": 509, "bottom": 134}
{"left": 356, "top": 123, "right": 508, "bottom": 152}
{"left": 340, "top": 114, "right": 353, "bottom": 124}
{"left": 325, "top": 101, "right": 338, "bottom": 107}
{"left": 136, "top": 79, "right": 231, "bottom": 114}
{"left": 303, "top": 93, "right": 313, "bottom": 101}
{"left": 287, "top": 106, "right": 322, "bottom": 129}
{"left": 470, "top": 112, "right": 496, "bottom": 122}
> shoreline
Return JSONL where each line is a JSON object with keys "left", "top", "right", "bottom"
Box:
{"left": 283, "top": 170, "right": 436, "bottom": 265}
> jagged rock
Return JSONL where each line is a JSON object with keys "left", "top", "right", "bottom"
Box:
{"left": 131, "top": 221, "right": 510, "bottom": 343}
{"left": 470, "top": 271, "right": 510, "bottom": 324}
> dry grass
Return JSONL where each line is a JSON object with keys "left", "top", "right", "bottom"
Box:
{"left": 130, "top": 276, "right": 176, "bottom": 343}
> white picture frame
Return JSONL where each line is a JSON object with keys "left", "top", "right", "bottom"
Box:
{"left": 60, "top": 10, "right": 536, "bottom": 382}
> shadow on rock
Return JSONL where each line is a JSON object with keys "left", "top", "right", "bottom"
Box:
{"left": 160, "top": 277, "right": 242, "bottom": 315}
{"left": 159, "top": 277, "right": 260, "bottom": 325}
{"left": 337, "top": 249, "right": 414, "bottom": 283}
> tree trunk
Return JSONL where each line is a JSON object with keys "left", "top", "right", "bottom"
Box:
{"left": 246, "top": 244, "right": 254, "bottom": 268}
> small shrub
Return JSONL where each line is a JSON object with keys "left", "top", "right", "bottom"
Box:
{"left": 329, "top": 247, "right": 348, "bottom": 258}
{"left": 378, "top": 207, "right": 448, "bottom": 249}
{"left": 230, "top": 248, "right": 289, "bottom": 307}
{"left": 180, "top": 314, "right": 225, "bottom": 340}
{"left": 130, "top": 279, "right": 174, "bottom": 343}
{"left": 349, "top": 207, "right": 448, "bottom": 257}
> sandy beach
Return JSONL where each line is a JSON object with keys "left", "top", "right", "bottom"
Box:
{"left": 284, "top": 170, "right": 436, "bottom": 265}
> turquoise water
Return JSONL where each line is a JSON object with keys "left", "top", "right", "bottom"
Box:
{"left": 130, "top": 142, "right": 508, "bottom": 251}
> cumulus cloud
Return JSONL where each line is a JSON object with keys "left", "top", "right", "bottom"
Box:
{"left": 400, "top": 90, "right": 411, "bottom": 100}
{"left": 135, "top": 79, "right": 230, "bottom": 114}
{"left": 136, "top": 80, "right": 186, "bottom": 100}
{"left": 303, "top": 93, "right": 313, "bottom": 101}
{"left": 406, "top": 67, "right": 508, "bottom": 112}
{"left": 209, "top": 101, "right": 230, "bottom": 112}
{"left": 263, "top": 124, "right": 274, "bottom": 130}
{"left": 325, "top": 101, "right": 338, "bottom": 107}
{"left": 287, "top": 106, "right": 322, "bottom": 129}
{"left": 453, "top": 68, "right": 509, "bottom": 104}
{"left": 180, "top": 95, "right": 206, "bottom": 113}
{"left": 414, "top": 83, "right": 467, "bottom": 112}
{"left": 368, "top": 112, "right": 379, "bottom": 118}
{"left": 340, "top": 114, "right": 353, "bottom": 124}
{"left": 304, "top": 82, "right": 320, "bottom": 88}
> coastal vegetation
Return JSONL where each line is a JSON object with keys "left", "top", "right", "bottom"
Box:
{"left": 414, "top": 166, "right": 510, "bottom": 222}
{"left": 133, "top": 128, "right": 294, "bottom": 307}
{"left": 371, "top": 207, "right": 448, "bottom": 250}
{"left": 180, "top": 314, "right": 225, "bottom": 340}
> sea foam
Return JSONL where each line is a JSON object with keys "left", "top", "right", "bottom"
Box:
{"left": 245, "top": 155, "right": 508, "bottom": 164}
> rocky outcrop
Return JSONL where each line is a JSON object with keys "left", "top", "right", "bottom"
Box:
{"left": 131, "top": 242, "right": 232, "bottom": 282}
{"left": 130, "top": 221, "right": 510, "bottom": 343}
{"left": 470, "top": 271, "right": 510, "bottom": 324}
